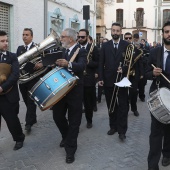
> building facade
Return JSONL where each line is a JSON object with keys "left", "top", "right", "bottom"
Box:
{"left": 96, "top": 0, "right": 170, "bottom": 44}
{"left": 0, "top": 0, "right": 96, "bottom": 52}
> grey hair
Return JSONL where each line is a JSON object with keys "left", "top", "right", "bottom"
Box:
{"left": 64, "top": 28, "right": 77, "bottom": 41}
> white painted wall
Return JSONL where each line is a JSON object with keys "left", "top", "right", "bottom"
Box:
{"left": 1, "top": 0, "right": 96, "bottom": 52}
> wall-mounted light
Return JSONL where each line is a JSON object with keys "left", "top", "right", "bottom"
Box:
{"left": 54, "top": 8, "right": 62, "bottom": 18}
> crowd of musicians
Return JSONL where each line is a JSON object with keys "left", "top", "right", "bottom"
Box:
{"left": 0, "top": 20, "right": 170, "bottom": 170}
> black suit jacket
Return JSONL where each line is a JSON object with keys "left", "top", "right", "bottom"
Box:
{"left": 16, "top": 42, "right": 35, "bottom": 57}
{"left": 129, "top": 47, "right": 144, "bottom": 87}
{"left": 99, "top": 39, "right": 129, "bottom": 87}
{"left": 145, "top": 46, "right": 170, "bottom": 93}
{"left": 83, "top": 43, "right": 99, "bottom": 86}
{"left": 0, "top": 51, "right": 20, "bottom": 103}
{"left": 62, "top": 45, "right": 87, "bottom": 85}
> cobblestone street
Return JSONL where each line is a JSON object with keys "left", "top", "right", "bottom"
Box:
{"left": 0, "top": 81, "right": 169, "bottom": 170}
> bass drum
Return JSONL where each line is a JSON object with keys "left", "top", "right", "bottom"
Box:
{"left": 29, "top": 67, "right": 78, "bottom": 111}
{"left": 147, "top": 87, "right": 170, "bottom": 124}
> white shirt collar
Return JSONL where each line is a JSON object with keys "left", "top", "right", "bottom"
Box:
{"left": 112, "top": 39, "right": 120, "bottom": 46}
{"left": 80, "top": 43, "right": 88, "bottom": 49}
{"left": 1, "top": 51, "right": 7, "bottom": 55}
{"left": 25, "top": 42, "right": 33, "bottom": 50}
{"left": 68, "top": 43, "right": 77, "bottom": 54}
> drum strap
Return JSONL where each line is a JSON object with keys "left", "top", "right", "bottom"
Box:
{"left": 156, "top": 47, "right": 162, "bottom": 86}
{"left": 69, "top": 48, "right": 80, "bottom": 62}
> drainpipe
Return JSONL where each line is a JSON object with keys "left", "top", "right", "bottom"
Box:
{"left": 44, "top": 0, "right": 48, "bottom": 38}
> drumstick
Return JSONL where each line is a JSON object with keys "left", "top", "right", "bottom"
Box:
{"left": 151, "top": 64, "right": 170, "bottom": 84}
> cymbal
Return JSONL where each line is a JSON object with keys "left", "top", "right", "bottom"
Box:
{"left": 0, "top": 63, "right": 11, "bottom": 76}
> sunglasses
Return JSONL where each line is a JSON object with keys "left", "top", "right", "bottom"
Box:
{"left": 77, "top": 36, "right": 86, "bottom": 39}
{"left": 125, "top": 37, "right": 132, "bottom": 40}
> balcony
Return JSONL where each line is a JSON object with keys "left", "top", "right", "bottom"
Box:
{"left": 132, "top": 20, "right": 147, "bottom": 28}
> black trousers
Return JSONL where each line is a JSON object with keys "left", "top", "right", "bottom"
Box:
{"left": 138, "top": 77, "right": 147, "bottom": 100}
{"left": 129, "top": 80, "right": 139, "bottom": 112}
{"left": 0, "top": 95, "right": 25, "bottom": 142}
{"left": 52, "top": 85, "right": 83, "bottom": 156}
{"left": 84, "top": 86, "right": 96, "bottom": 123}
{"left": 97, "top": 84, "right": 104, "bottom": 101}
{"left": 104, "top": 86, "right": 129, "bottom": 134}
{"left": 19, "top": 78, "right": 38, "bottom": 126}
{"left": 148, "top": 114, "right": 170, "bottom": 169}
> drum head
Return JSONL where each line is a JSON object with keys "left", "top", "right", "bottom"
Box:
{"left": 160, "top": 88, "right": 170, "bottom": 111}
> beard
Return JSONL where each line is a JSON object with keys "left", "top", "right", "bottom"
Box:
{"left": 163, "top": 37, "right": 170, "bottom": 45}
{"left": 78, "top": 39, "right": 88, "bottom": 46}
{"left": 111, "top": 34, "right": 120, "bottom": 40}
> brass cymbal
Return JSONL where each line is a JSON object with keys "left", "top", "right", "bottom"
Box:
{"left": 0, "top": 63, "right": 11, "bottom": 77}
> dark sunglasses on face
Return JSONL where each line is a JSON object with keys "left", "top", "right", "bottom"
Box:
{"left": 125, "top": 37, "right": 132, "bottom": 40}
{"left": 77, "top": 36, "right": 86, "bottom": 39}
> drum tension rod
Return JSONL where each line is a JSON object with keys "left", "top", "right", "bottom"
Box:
{"left": 60, "top": 71, "right": 71, "bottom": 84}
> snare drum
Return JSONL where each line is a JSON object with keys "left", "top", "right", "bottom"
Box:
{"left": 29, "top": 67, "right": 78, "bottom": 111}
{"left": 147, "top": 87, "right": 170, "bottom": 124}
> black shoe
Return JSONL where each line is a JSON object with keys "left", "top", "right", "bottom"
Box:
{"left": 13, "top": 141, "right": 23, "bottom": 150}
{"left": 66, "top": 155, "right": 75, "bottom": 164}
{"left": 82, "top": 109, "right": 85, "bottom": 113}
{"left": 97, "top": 99, "right": 101, "bottom": 103}
{"left": 86, "top": 123, "right": 92, "bottom": 129}
{"left": 59, "top": 139, "right": 65, "bottom": 147}
{"left": 133, "top": 110, "right": 139, "bottom": 116}
{"left": 140, "top": 98, "right": 145, "bottom": 102}
{"left": 107, "top": 129, "right": 117, "bottom": 135}
{"left": 119, "top": 134, "right": 126, "bottom": 141}
{"left": 25, "top": 125, "right": 31, "bottom": 132}
{"left": 162, "top": 157, "right": 170, "bottom": 166}
{"left": 93, "top": 106, "right": 97, "bottom": 112}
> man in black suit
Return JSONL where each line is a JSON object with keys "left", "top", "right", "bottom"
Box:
{"left": 98, "top": 22, "right": 129, "bottom": 141}
{"left": 16, "top": 28, "right": 43, "bottom": 132}
{"left": 138, "top": 38, "right": 150, "bottom": 102}
{"left": 53, "top": 28, "right": 87, "bottom": 163}
{"left": 124, "top": 32, "right": 144, "bottom": 116}
{"left": 0, "top": 30, "right": 25, "bottom": 150}
{"left": 78, "top": 29, "right": 99, "bottom": 128}
{"left": 146, "top": 21, "right": 170, "bottom": 170}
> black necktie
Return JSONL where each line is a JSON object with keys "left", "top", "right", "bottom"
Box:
{"left": 114, "top": 43, "right": 118, "bottom": 54}
{"left": 65, "top": 49, "right": 70, "bottom": 60}
{"left": 25, "top": 46, "right": 28, "bottom": 51}
{"left": 165, "top": 51, "right": 170, "bottom": 74}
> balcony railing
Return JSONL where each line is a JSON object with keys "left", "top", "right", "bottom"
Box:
{"left": 132, "top": 20, "right": 147, "bottom": 28}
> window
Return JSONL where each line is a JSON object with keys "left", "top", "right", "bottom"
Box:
{"left": 50, "top": 17, "right": 63, "bottom": 36}
{"left": 137, "top": 0, "right": 144, "bottom": 2}
{"left": 163, "top": 0, "right": 170, "bottom": 2}
{"left": 0, "top": 2, "right": 10, "bottom": 48}
{"left": 163, "top": 9, "right": 170, "bottom": 25}
{"left": 116, "top": 9, "right": 123, "bottom": 27}
{"left": 117, "top": 0, "right": 123, "bottom": 2}
{"left": 135, "top": 8, "right": 144, "bottom": 27}
{"left": 0, "top": 3, "right": 10, "bottom": 35}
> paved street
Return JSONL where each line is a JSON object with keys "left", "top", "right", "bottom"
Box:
{"left": 0, "top": 81, "right": 169, "bottom": 170}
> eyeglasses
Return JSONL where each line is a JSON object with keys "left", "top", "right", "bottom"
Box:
{"left": 60, "top": 36, "right": 69, "bottom": 39}
{"left": 125, "top": 37, "right": 132, "bottom": 40}
{"left": 77, "top": 36, "right": 86, "bottom": 39}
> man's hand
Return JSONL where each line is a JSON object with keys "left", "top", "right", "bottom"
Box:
{"left": 34, "top": 62, "right": 43, "bottom": 70}
{"left": 98, "top": 81, "right": 104, "bottom": 86}
{"left": 0, "top": 86, "right": 3, "bottom": 93}
{"left": 117, "top": 66, "right": 123, "bottom": 73}
{"left": 153, "top": 67, "right": 162, "bottom": 77}
{"left": 56, "top": 59, "right": 69, "bottom": 67}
